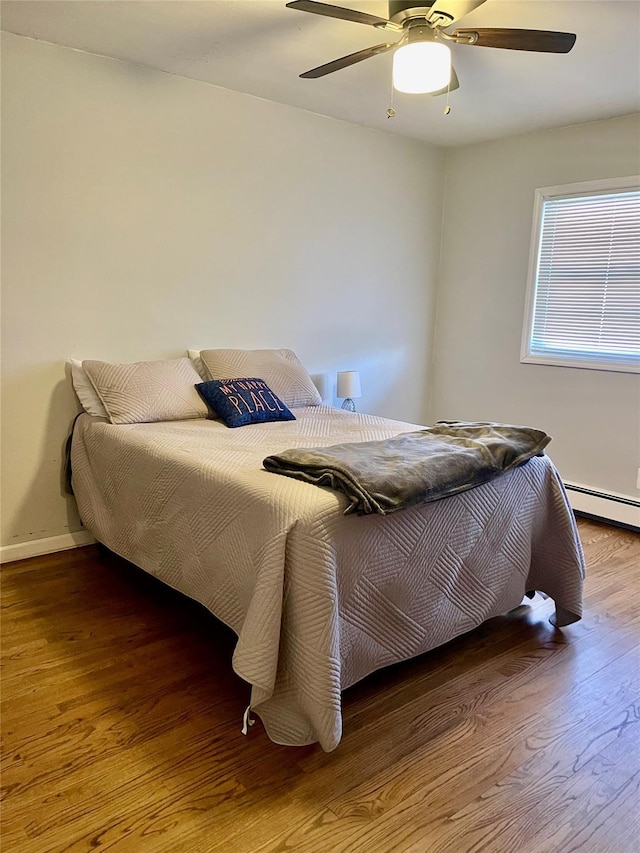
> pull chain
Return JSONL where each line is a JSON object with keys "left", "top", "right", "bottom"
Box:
{"left": 387, "top": 74, "right": 396, "bottom": 118}
{"left": 444, "top": 76, "right": 451, "bottom": 115}
{"left": 386, "top": 71, "right": 452, "bottom": 117}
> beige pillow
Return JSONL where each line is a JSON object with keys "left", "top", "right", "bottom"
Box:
{"left": 68, "top": 359, "right": 109, "bottom": 418}
{"left": 83, "top": 357, "right": 209, "bottom": 424}
{"left": 199, "top": 349, "right": 322, "bottom": 408}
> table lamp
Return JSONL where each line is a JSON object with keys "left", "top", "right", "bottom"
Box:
{"left": 337, "top": 370, "right": 361, "bottom": 412}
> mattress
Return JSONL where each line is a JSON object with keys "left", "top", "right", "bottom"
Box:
{"left": 71, "top": 406, "right": 585, "bottom": 750}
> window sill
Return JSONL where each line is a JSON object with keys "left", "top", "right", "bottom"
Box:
{"left": 520, "top": 353, "right": 640, "bottom": 374}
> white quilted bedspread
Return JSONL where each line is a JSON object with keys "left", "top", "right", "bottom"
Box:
{"left": 71, "top": 407, "right": 585, "bottom": 750}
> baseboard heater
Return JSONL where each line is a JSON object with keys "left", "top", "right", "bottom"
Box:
{"left": 564, "top": 481, "right": 640, "bottom": 531}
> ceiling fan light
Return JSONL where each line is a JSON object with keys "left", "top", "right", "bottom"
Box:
{"left": 392, "top": 42, "right": 451, "bottom": 94}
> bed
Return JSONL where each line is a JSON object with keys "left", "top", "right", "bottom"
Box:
{"left": 71, "top": 396, "right": 585, "bottom": 751}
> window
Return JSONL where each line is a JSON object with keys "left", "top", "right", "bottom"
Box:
{"left": 521, "top": 176, "right": 640, "bottom": 373}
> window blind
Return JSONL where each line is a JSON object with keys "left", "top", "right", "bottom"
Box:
{"left": 527, "top": 187, "right": 640, "bottom": 371}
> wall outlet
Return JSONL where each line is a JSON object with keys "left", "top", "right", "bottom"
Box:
{"left": 637, "top": 467, "right": 640, "bottom": 490}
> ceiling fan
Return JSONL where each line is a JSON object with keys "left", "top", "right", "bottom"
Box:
{"left": 286, "top": 0, "right": 576, "bottom": 95}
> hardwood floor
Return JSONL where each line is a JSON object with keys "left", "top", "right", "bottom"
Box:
{"left": 2, "top": 518, "right": 638, "bottom": 852}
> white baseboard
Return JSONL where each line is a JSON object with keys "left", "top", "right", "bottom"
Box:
{"left": 564, "top": 481, "right": 640, "bottom": 529}
{"left": 0, "top": 530, "right": 96, "bottom": 564}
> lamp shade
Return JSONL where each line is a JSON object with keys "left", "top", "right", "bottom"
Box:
{"left": 337, "top": 370, "right": 361, "bottom": 400}
{"left": 392, "top": 41, "right": 451, "bottom": 94}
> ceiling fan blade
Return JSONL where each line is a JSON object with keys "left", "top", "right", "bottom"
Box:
{"left": 430, "top": 66, "right": 460, "bottom": 96}
{"left": 455, "top": 28, "right": 577, "bottom": 53}
{"left": 300, "top": 42, "right": 395, "bottom": 78}
{"left": 427, "top": 0, "right": 487, "bottom": 26}
{"left": 286, "top": 1, "right": 392, "bottom": 28}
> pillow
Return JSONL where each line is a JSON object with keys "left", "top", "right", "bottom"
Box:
{"left": 195, "top": 378, "right": 296, "bottom": 428}
{"left": 69, "top": 359, "right": 109, "bottom": 418}
{"left": 83, "top": 357, "right": 209, "bottom": 424}
{"left": 186, "top": 349, "right": 208, "bottom": 380}
{"left": 199, "top": 349, "right": 322, "bottom": 408}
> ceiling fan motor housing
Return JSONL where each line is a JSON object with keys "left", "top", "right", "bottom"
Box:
{"left": 388, "top": 2, "right": 437, "bottom": 24}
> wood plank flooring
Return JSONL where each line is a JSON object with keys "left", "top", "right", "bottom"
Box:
{"left": 1, "top": 518, "right": 638, "bottom": 852}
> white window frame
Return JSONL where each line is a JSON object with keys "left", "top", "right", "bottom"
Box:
{"left": 521, "top": 175, "right": 640, "bottom": 374}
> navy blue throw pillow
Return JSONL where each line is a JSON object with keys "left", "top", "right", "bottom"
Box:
{"left": 195, "top": 378, "right": 296, "bottom": 428}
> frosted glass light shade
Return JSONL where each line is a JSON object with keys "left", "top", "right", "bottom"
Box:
{"left": 392, "top": 42, "right": 451, "bottom": 94}
{"left": 337, "top": 370, "right": 361, "bottom": 400}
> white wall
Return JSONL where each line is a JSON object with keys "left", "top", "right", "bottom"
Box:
{"left": 1, "top": 33, "right": 445, "bottom": 554}
{"left": 432, "top": 115, "right": 640, "bottom": 499}
{"left": 3, "top": 33, "right": 637, "bottom": 558}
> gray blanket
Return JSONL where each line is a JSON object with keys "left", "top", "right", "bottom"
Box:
{"left": 263, "top": 421, "right": 551, "bottom": 515}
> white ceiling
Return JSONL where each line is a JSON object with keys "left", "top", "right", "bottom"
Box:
{"left": 2, "top": 0, "right": 639, "bottom": 146}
